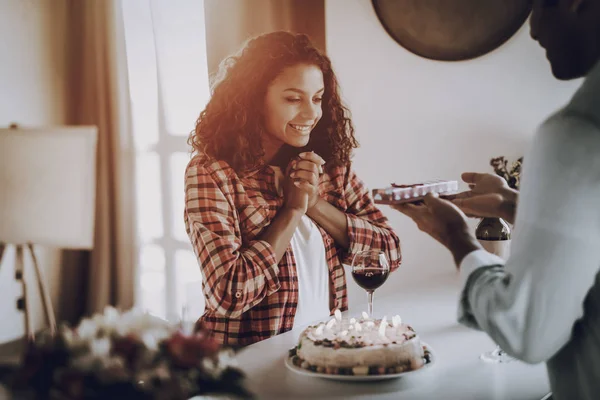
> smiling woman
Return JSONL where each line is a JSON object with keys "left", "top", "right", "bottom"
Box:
{"left": 189, "top": 31, "right": 357, "bottom": 174}
{"left": 262, "top": 64, "right": 325, "bottom": 154}
{"left": 184, "top": 31, "right": 402, "bottom": 346}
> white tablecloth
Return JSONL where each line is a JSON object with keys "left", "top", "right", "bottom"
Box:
{"left": 235, "top": 274, "right": 551, "bottom": 400}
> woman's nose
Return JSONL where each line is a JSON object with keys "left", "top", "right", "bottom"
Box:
{"left": 300, "top": 101, "right": 319, "bottom": 119}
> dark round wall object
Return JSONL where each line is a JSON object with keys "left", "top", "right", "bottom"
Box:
{"left": 372, "top": 0, "right": 533, "bottom": 61}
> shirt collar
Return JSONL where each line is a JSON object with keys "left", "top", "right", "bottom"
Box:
{"left": 567, "top": 59, "right": 600, "bottom": 125}
{"left": 239, "top": 161, "right": 275, "bottom": 179}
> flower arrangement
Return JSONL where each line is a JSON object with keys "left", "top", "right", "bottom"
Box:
{"left": 490, "top": 156, "right": 523, "bottom": 190}
{"left": 8, "top": 307, "right": 252, "bottom": 400}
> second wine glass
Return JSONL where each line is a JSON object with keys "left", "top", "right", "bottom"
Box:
{"left": 351, "top": 250, "right": 390, "bottom": 318}
{"left": 476, "top": 217, "right": 515, "bottom": 363}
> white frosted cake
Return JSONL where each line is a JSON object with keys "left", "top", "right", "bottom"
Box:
{"left": 290, "top": 312, "right": 432, "bottom": 376}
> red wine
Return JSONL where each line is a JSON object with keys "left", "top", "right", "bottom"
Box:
{"left": 352, "top": 269, "right": 389, "bottom": 291}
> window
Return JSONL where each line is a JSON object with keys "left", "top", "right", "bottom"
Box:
{"left": 122, "top": 0, "right": 209, "bottom": 321}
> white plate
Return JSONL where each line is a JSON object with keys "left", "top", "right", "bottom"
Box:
{"left": 284, "top": 343, "right": 436, "bottom": 382}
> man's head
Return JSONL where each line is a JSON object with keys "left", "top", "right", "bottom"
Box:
{"left": 530, "top": 0, "right": 600, "bottom": 80}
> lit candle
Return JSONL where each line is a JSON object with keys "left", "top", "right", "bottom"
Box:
{"left": 334, "top": 309, "right": 342, "bottom": 322}
{"left": 350, "top": 318, "right": 356, "bottom": 324}
{"left": 378, "top": 321, "right": 386, "bottom": 337}
{"left": 366, "top": 321, "right": 375, "bottom": 328}
{"left": 315, "top": 324, "right": 325, "bottom": 336}
{"left": 361, "top": 311, "right": 369, "bottom": 319}
{"left": 355, "top": 323, "right": 362, "bottom": 332}
{"left": 326, "top": 319, "right": 336, "bottom": 329}
{"left": 392, "top": 315, "right": 402, "bottom": 327}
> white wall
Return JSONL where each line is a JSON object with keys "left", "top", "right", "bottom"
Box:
{"left": 326, "top": 0, "right": 582, "bottom": 308}
{"left": 0, "top": 0, "right": 68, "bottom": 343}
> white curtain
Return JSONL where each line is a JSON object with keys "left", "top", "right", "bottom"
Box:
{"left": 122, "top": 0, "right": 209, "bottom": 321}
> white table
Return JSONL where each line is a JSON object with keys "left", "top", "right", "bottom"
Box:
{"left": 236, "top": 275, "right": 551, "bottom": 400}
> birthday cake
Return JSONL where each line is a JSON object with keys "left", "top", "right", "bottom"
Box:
{"left": 289, "top": 312, "right": 431, "bottom": 376}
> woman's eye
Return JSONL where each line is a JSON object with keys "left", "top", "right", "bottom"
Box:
{"left": 313, "top": 97, "right": 323, "bottom": 103}
{"left": 286, "top": 98, "right": 301, "bottom": 103}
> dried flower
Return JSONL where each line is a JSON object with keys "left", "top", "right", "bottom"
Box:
{"left": 8, "top": 308, "right": 253, "bottom": 400}
{"left": 164, "top": 331, "right": 221, "bottom": 368}
{"left": 490, "top": 156, "right": 523, "bottom": 190}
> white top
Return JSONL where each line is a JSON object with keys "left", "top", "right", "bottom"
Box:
{"left": 270, "top": 167, "right": 331, "bottom": 329}
{"left": 458, "top": 61, "right": 600, "bottom": 400}
{"left": 290, "top": 214, "right": 331, "bottom": 328}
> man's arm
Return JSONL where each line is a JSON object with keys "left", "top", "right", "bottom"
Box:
{"left": 458, "top": 116, "right": 600, "bottom": 363}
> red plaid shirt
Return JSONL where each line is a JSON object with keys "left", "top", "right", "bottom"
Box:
{"left": 184, "top": 154, "right": 401, "bottom": 346}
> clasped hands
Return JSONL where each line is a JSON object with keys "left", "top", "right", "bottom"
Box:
{"left": 393, "top": 173, "right": 519, "bottom": 266}
{"left": 283, "top": 151, "right": 326, "bottom": 214}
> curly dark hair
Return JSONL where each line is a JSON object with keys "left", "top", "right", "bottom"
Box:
{"left": 188, "top": 31, "right": 358, "bottom": 173}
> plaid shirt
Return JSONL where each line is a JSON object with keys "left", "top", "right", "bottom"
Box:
{"left": 184, "top": 154, "right": 401, "bottom": 346}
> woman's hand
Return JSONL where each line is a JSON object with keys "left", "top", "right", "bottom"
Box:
{"left": 452, "top": 172, "right": 518, "bottom": 224}
{"left": 284, "top": 152, "right": 325, "bottom": 212}
{"left": 283, "top": 165, "right": 309, "bottom": 213}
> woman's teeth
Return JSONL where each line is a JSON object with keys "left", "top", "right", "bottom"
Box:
{"left": 290, "top": 124, "right": 311, "bottom": 133}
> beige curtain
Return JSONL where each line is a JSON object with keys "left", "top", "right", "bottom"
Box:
{"left": 59, "top": 0, "right": 136, "bottom": 321}
{"left": 204, "top": 0, "right": 326, "bottom": 76}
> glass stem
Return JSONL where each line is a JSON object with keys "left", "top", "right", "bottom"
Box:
{"left": 367, "top": 290, "right": 374, "bottom": 317}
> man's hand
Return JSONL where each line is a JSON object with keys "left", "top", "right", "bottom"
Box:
{"left": 393, "top": 193, "right": 481, "bottom": 266}
{"left": 462, "top": 172, "right": 509, "bottom": 193}
{"left": 452, "top": 172, "right": 519, "bottom": 224}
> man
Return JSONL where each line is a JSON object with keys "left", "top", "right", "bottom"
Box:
{"left": 396, "top": 1, "right": 600, "bottom": 399}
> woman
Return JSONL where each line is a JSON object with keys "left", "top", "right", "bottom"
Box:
{"left": 185, "top": 31, "right": 401, "bottom": 346}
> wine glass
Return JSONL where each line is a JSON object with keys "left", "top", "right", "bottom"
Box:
{"left": 476, "top": 217, "right": 515, "bottom": 363}
{"left": 351, "top": 250, "right": 390, "bottom": 318}
{"left": 480, "top": 346, "right": 515, "bottom": 363}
